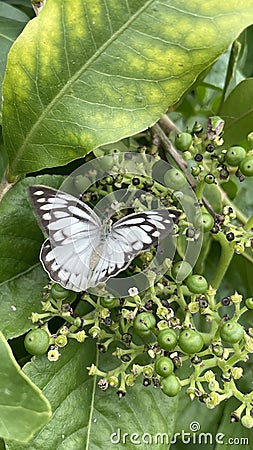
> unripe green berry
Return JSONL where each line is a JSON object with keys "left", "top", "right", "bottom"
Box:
{"left": 171, "top": 260, "right": 192, "bottom": 282}
{"left": 155, "top": 356, "right": 174, "bottom": 377}
{"left": 195, "top": 212, "right": 214, "bottom": 232}
{"left": 241, "top": 415, "right": 253, "bottom": 428}
{"left": 220, "top": 320, "right": 244, "bottom": 343}
{"left": 157, "top": 328, "right": 178, "bottom": 351}
{"left": 175, "top": 132, "right": 192, "bottom": 151}
{"left": 191, "top": 166, "right": 201, "bottom": 176}
{"left": 133, "top": 312, "right": 156, "bottom": 337}
{"left": 164, "top": 168, "right": 187, "bottom": 189}
{"left": 240, "top": 156, "right": 253, "bottom": 176}
{"left": 74, "top": 175, "right": 91, "bottom": 192}
{"left": 100, "top": 297, "right": 118, "bottom": 309}
{"left": 186, "top": 274, "right": 208, "bottom": 294}
{"left": 51, "top": 283, "right": 73, "bottom": 300}
{"left": 245, "top": 297, "right": 253, "bottom": 310}
{"left": 24, "top": 329, "right": 50, "bottom": 356}
{"left": 161, "top": 374, "right": 181, "bottom": 396}
{"left": 178, "top": 329, "right": 204, "bottom": 354}
{"left": 225, "top": 146, "right": 246, "bottom": 166}
{"left": 204, "top": 173, "right": 215, "bottom": 184}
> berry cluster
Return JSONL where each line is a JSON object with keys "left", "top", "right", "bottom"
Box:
{"left": 26, "top": 118, "right": 253, "bottom": 428}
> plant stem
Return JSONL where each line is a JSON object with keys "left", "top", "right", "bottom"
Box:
{"left": 210, "top": 232, "right": 234, "bottom": 289}
{"left": 0, "top": 175, "right": 15, "bottom": 202}
{"left": 153, "top": 122, "right": 215, "bottom": 216}
{"left": 244, "top": 214, "right": 253, "bottom": 231}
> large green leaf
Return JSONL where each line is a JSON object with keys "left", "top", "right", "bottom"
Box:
{"left": 6, "top": 340, "right": 178, "bottom": 450}
{"left": 3, "top": 0, "right": 253, "bottom": 176}
{"left": 221, "top": 78, "right": 253, "bottom": 145}
{"left": 0, "top": 331, "right": 51, "bottom": 443}
{"left": 0, "top": 175, "right": 64, "bottom": 339}
{"left": 0, "top": 1, "right": 29, "bottom": 118}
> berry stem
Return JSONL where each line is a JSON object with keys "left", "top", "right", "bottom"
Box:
{"left": 244, "top": 214, "right": 253, "bottom": 231}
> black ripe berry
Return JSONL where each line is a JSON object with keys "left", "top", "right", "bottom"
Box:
{"left": 206, "top": 144, "right": 215, "bottom": 153}
{"left": 211, "top": 224, "right": 220, "bottom": 234}
{"left": 91, "top": 193, "right": 98, "bottom": 202}
{"left": 132, "top": 177, "right": 140, "bottom": 186}
{"left": 226, "top": 232, "right": 235, "bottom": 242}
{"left": 143, "top": 378, "right": 151, "bottom": 387}
{"left": 121, "top": 354, "right": 131, "bottom": 363}
{"left": 219, "top": 167, "right": 229, "bottom": 180}
{"left": 198, "top": 297, "right": 209, "bottom": 308}
{"left": 194, "top": 153, "right": 203, "bottom": 162}
{"left": 186, "top": 227, "right": 196, "bottom": 238}
{"left": 221, "top": 297, "right": 231, "bottom": 306}
{"left": 104, "top": 317, "right": 113, "bottom": 326}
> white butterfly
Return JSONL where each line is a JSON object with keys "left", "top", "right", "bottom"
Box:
{"left": 29, "top": 186, "right": 180, "bottom": 292}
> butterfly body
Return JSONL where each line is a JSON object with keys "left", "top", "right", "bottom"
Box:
{"left": 29, "top": 186, "right": 180, "bottom": 292}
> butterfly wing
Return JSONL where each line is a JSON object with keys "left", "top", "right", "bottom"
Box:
{"left": 88, "top": 209, "right": 181, "bottom": 285}
{"left": 29, "top": 186, "right": 102, "bottom": 292}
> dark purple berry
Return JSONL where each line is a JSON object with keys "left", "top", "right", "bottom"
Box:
{"left": 221, "top": 297, "right": 231, "bottom": 306}
{"left": 206, "top": 144, "right": 215, "bottom": 153}
{"left": 194, "top": 154, "right": 203, "bottom": 162}
{"left": 226, "top": 232, "right": 235, "bottom": 242}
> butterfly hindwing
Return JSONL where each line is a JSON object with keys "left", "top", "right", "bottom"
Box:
{"left": 88, "top": 209, "right": 181, "bottom": 286}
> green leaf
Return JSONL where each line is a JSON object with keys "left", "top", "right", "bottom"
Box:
{"left": 221, "top": 78, "right": 253, "bottom": 145}
{"left": 233, "top": 177, "right": 253, "bottom": 217}
{"left": 0, "top": 175, "right": 64, "bottom": 339}
{"left": 0, "top": 2, "right": 29, "bottom": 118}
{"left": 220, "top": 179, "right": 238, "bottom": 200}
{"left": 5, "top": 340, "right": 178, "bottom": 450}
{"left": 203, "top": 184, "right": 222, "bottom": 212}
{"left": 0, "top": 266, "right": 48, "bottom": 340}
{"left": 0, "top": 331, "right": 51, "bottom": 443}
{"left": 215, "top": 398, "right": 251, "bottom": 450}
{"left": 3, "top": 0, "right": 253, "bottom": 176}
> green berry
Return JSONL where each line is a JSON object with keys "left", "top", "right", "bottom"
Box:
{"left": 175, "top": 132, "right": 192, "bottom": 151}
{"left": 178, "top": 329, "right": 204, "bottom": 354}
{"left": 191, "top": 166, "right": 201, "bottom": 176}
{"left": 161, "top": 374, "right": 181, "bottom": 396}
{"left": 241, "top": 415, "right": 253, "bottom": 428}
{"left": 157, "top": 328, "right": 178, "bottom": 351}
{"left": 195, "top": 212, "right": 214, "bottom": 232}
{"left": 220, "top": 320, "right": 244, "bottom": 343}
{"left": 74, "top": 175, "right": 91, "bottom": 192}
{"left": 155, "top": 356, "right": 174, "bottom": 377}
{"left": 245, "top": 298, "right": 253, "bottom": 310}
{"left": 225, "top": 146, "right": 246, "bottom": 167}
{"left": 171, "top": 260, "right": 192, "bottom": 282}
{"left": 164, "top": 168, "right": 187, "bottom": 189}
{"left": 133, "top": 312, "right": 156, "bottom": 337}
{"left": 51, "top": 283, "right": 73, "bottom": 300}
{"left": 240, "top": 156, "right": 253, "bottom": 177}
{"left": 186, "top": 274, "right": 208, "bottom": 294}
{"left": 204, "top": 173, "right": 215, "bottom": 184}
{"left": 24, "top": 329, "right": 50, "bottom": 356}
{"left": 100, "top": 297, "right": 118, "bottom": 309}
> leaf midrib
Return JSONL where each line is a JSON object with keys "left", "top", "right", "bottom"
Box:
{"left": 12, "top": 0, "right": 153, "bottom": 173}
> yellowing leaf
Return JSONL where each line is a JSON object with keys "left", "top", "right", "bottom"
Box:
{"left": 3, "top": 0, "right": 253, "bottom": 175}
